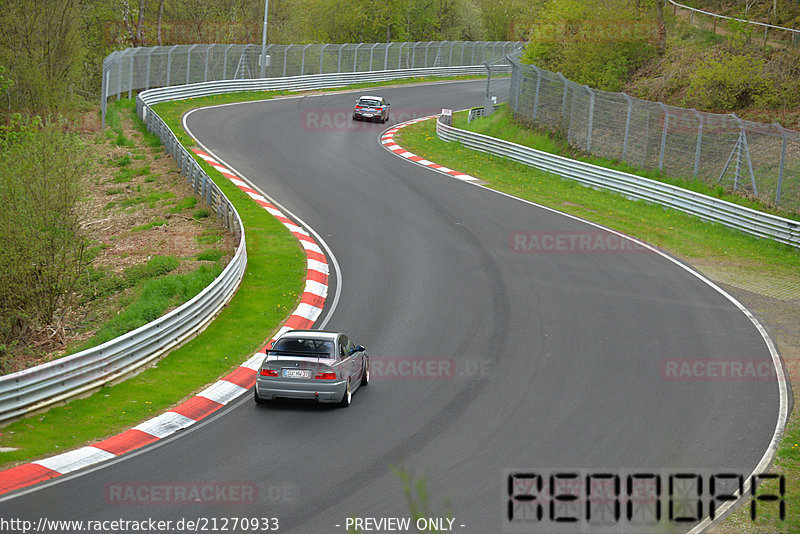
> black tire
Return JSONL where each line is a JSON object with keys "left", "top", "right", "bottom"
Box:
{"left": 352, "top": 115, "right": 358, "bottom": 121}
{"left": 360, "top": 358, "right": 369, "bottom": 387}
{"left": 254, "top": 387, "right": 268, "bottom": 405}
{"left": 340, "top": 379, "right": 352, "bottom": 407}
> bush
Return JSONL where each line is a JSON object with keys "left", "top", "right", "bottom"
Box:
{"left": 0, "top": 123, "right": 89, "bottom": 343}
{"left": 685, "top": 54, "right": 773, "bottom": 110}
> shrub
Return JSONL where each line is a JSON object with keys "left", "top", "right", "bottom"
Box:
{"left": 685, "top": 54, "right": 773, "bottom": 110}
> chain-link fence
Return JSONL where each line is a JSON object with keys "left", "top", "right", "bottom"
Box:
{"left": 102, "top": 41, "right": 523, "bottom": 125}
{"left": 508, "top": 55, "right": 800, "bottom": 211}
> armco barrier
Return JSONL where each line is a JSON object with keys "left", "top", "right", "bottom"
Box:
{"left": 436, "top": 115, "right": 800, "bottom": 248}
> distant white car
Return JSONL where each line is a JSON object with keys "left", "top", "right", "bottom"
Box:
{"left": 254, "top": 330, "right": 369, "bottom": 407}
{"left": 352, "top": 95, "right": 390, "bottom": 123}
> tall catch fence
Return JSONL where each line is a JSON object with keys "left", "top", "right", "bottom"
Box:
{"left": 508, "top": 55, "right": 800, "bottom": 212}
{"left": 102, "top": 41, "right": 522, "bottom": 125}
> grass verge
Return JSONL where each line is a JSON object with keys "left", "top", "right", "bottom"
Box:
{"left": 454, "top": 105, "right": 800, "bottom": 222}
{"left": 0, "top": 94, "right": 306, "bottom": 467}
{"left": 397, "top": 115, "right": 799, "bottom": 531}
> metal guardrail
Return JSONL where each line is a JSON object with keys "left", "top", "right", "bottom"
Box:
{"left": 666, "top": 0, "right": 800, "bottom": 46}
{"left": 436, "top": 115, "right": 800, "bottom": 248}
{"left": 136, "top": 65, "right": 507, "bottom": 108}
{"left": 0, "top": 106, "right": 249, "bottom": 427}
{"left": 103, "top": 41, "right": 523, "bottom": 125}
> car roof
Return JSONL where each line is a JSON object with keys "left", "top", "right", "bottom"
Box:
{"left": 277, "top": 330, "right": 340, "bottom": 341}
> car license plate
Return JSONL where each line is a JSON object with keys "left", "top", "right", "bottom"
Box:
{"left": 283, "top": 369, "right": 310, "bottom": 379}
{"left": 364, "top": 113, "right": 373, "bottom": 117}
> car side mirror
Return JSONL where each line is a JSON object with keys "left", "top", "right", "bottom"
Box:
{"left": 356, "top": 345, "right": 365, "bottom": 352}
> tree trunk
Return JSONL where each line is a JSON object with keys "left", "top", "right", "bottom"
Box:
{"left": 157, "top": 0, "right": 165, "bottom": 46}
{"left": 655, "top": 0, "right": 666, "bottom": 55}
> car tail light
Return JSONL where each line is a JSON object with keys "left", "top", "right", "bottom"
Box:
{"left": 260, "top": 369, "right": 278, "bottom": 377}
{"left": 315, "top": 372, "right": 337, "bottom": 380}
{"left": 355, "top": 105, "right": 362, "bottom": 109}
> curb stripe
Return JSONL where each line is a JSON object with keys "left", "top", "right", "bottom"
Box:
{"left": 0, "top": 146, "right": 330, "bottom": 496}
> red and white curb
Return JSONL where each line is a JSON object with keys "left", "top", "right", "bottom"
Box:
{"left": 380, "top": 116, "right": 481, "bottom": 182}
{"left": 0, "top": 150, "right": 328, "bottom": 497}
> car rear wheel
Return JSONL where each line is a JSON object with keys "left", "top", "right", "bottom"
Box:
{"left": 254, "top": 387, "right": 268, "bottom": 405}
{"left": 360, "top": 359, "right": 369, "bottom": 387}
{"left": 340, "top": 379, "right": 352, "bottom": 407}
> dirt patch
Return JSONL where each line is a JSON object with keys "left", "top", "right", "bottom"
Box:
{"left": 1, "top": 107, "right": 236, "bottom": 373}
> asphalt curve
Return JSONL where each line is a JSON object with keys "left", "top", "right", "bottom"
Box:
{"left": 1, "top": 80, "right": 783, "bottom": 534}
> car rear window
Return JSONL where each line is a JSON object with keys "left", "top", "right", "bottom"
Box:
{"left": 358, "top": 99, "right": 380, "bottom": 107}
{"left": 270, "top": 338, "right": 334, "bottom": 357}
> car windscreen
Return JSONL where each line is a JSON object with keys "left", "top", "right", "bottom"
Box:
{"left": 269, "top": 338, "right": 334, "bottom": 357}
{"left": 358, "top": 99, "right": 380, "bottom": 107}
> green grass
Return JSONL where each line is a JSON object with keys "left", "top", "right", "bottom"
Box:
{"left": 193, "top": 208, "right": 210, "bottom": 219}
{"left": 197, "top": 249, "right": 225, "bottom": 262}
{"left": 168, "top": 196, "right": 197, "bottom": 213}
{"left": 131, "top": 219, "right": 167, "bottom": 232}
{"left": 0, "top": 97, "right": 306, "bottom": 467}
{"left": 196, "top": 228, "right": 222, "bottom": 245}
{"left": 113, "top": 164, "right": 150, "bottom": 183}
{"left": 119, "top": 190, "right": 175, "bottom": 209}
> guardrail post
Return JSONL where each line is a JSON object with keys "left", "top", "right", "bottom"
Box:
{"left": 658, "top": 102, "right": 669, "bottom": 171}
{"left": 622, "top": 93, "right": 633, "bottom": 161}
{"left": 585, "top": 85, "right": 595, "bottom": 152}
{"left": 693, "top": 110, "right": 704, "bottom": 178}
{"left": 776, "top": 125, "right": 787, "bottom": 206}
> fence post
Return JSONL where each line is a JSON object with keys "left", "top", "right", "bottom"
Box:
{"left": 776, "top": 125, "right": 787, "bottom": 207}
{"left": 283, "top": 45, "right": 291, "bottom": 76}
{"left": 204, "top": 45, "right": 212, "bottom": 81}
{"left": 411, "top": 42, "right": 419, "bottom": 68}
{"left": 320, "top": 43, "right": 328, "bottom": 73}
{"left": 658, "top": 102, "right": 669, "bottom": 171}
{"left": 354, "top": 43, "right": 363, "bottom": 71}
{"left": 384, "top": 43, "right": 390, "bottom": 70}
{"left": 449, "top": 42, "right": 454, "bottom": 66}
{"left": 532, "top": 66, "right": 541, "bottom": 122}
{"left": 186, "top": 44, "right": 198, "bottom": 85}
{"left": 693, "top": 110, "right": 704, "bottom": 178}
{"left": 425, "top": 42, "right": 433, "bottom": 66}
{"left": 337, "top": 44, "right": 343, "bottom": 72}
{"left": 145, "top": 48, "right": 153, "bottom": 90}
{"left": 398, "top": 43, "right": 406, "bottom": 69}
{"left": 461, "top": 42, "right": 466, "bottom": 65}
{"left": 585, "top": 85, "right": 595, "bottom": 152}
{"left": 558, "top": 73, "right": 568, "bottom": 125}
{"left": 301, "top": 43, "right": 312, "bottom": 74}
{"left": 117, "top": 50, "right": 123, "bottom": 99}
{"left": 102, "top": 68, "right": 109, "bottom": 127}
{"left": 369, "top": 42, "right": 379, "bottom": 70}
{"left": 223, "top": 44, "right": 234, "bottom": 79}
{"left": 622, "top": 93, "right": 633, "bottom": 161}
